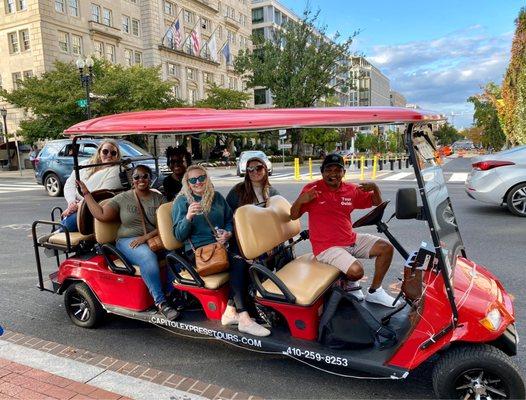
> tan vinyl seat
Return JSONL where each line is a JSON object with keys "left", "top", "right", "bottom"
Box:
{"left": 235, "top": 195, "right": 340, "bottom": 306}
{"left": 156, "top": 202, "right": 230, "bottom": 288}
{"left": 47, "top": 232, "right": 94, "bottom": 246}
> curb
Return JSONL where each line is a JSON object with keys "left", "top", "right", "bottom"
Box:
{"left": 0, "top": 330, "right": 262, "bottom": 400}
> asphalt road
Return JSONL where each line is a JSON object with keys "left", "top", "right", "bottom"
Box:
{"left": 0, "top": 157, "right": 524, "bottom": 399}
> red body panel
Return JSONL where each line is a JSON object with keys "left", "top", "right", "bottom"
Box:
{"left": 257, "top": 297, "right": 324, "bottom": 341}
{"left": 64, "top": 107, "right": 443, "bottom": 136}
{"left": 57, "top": 255, "right": 154, "bottom": 311}
{"left": 388, "top": 257, "right": 515, "bottom": 369}
{"left": 175, "top": 284, "right": 229, "bottom": 320}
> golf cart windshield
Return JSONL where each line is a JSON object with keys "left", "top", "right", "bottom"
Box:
{"left": 410, "top": 126, "right": 465, "bottom": 277}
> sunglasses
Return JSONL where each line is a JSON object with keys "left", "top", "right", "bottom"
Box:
{"left": 132, "top": 173, "right": 150, "bottom": 181}
{"left": 101, "top": 148, "right": 118, "bottom": 157}
{"left": 188, "top": 175, "right": 206, "bottom": 184}
{"left": 247, "top": 165, "right": 265, "bottom": 173}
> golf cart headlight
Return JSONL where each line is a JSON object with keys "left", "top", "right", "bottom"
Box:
{"left": 480, "top": 308, "right": 502, "bottom": 331}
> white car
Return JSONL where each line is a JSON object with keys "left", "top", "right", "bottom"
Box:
{"left": 465, "top": 145, "right": 526, "bottom": 216}
{"left": 236, "top": 151, "right": 273, "bottom": 177}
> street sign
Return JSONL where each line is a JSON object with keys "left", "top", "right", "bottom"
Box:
{"left": 279, "top": 129, "right": 287, "bottom": 139}
{"left": 278, "top": 143, "right": 292, "bottom": 150}
{"left": 76, "top": 99, "right": 88, "bottom": 108}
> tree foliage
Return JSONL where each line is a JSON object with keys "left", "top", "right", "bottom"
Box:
{"left": 501, "top": 7, "right": 526, "bottom": 145}
{"left": 194, "top": 83, "right": 250, "bottom": 109}
{"left": 0, "top": 59, "right": 183, "bottom": 142}
{"left": 467, "top": 83, "right": 506, "bottom": 150}
{"left": 434, "top": 123, "right": 463, "bottom": 146}
{"left": 235, "top": 8, "right": 357, "bottom": 157}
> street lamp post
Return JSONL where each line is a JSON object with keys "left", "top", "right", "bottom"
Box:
{"left": 75, "top": 56, "right": 94, "bottom": 119}
{"left": 0, "top": 107, "right": 11, "bottom": 170}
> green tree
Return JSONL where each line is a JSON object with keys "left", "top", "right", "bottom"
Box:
{"left": 468, "top": 83, "right": 506, "bottom": 150}
{"left": 434, "top": 123, "right": 463, "bottom": 146}
{"left": 235, "top": 8, "right": 357, "bottom": 158}
{"left": 0, "top": 59, "right": 183, "bottom": 142}
{"left": 303, "top": 128, "right": 340, "bottom": 152}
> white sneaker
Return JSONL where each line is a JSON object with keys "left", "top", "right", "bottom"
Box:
{"left": 342, "top": 280, "right": 364, "bottom": 300}
{"left": 221, "top": 312, "right": 239, "bottom": 326}
{"left": 238, "top": 320, "right": 271, "bottom": 337}
{"left": 365, "top": 287, "right": 401, "bottom": 308}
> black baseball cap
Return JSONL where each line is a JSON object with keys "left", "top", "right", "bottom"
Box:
{"left": 321, "top": 153, "right": 345, "bottom": 171}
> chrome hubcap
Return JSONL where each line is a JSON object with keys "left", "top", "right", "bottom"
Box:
{"left": 455, "top": 370, "right": 508, "bottom": 400}
{"left": 511, "top": 187, "right": 526, "bottom": 215}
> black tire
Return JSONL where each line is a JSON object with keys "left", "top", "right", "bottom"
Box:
{"left": 64, "top": 282, "right": 105, "bottom": 328}
{"left": 506, "top": 183, "right": 526, "bottom": 217}
{"left": 44, "top": 173, "right": 63, "bottom": 197}
{"left": 432, "top": 344, "right": 525, "bottom": 399}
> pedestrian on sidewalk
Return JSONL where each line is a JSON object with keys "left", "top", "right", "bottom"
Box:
{"left": 222, "top": 148, "right": 231, "bottom": 169}
{"left": 29, "top": 145, "right": 39, "bottom": 169}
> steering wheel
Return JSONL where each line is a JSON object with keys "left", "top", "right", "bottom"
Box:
{"left": 352, "top": 201, "right": 390, "bottom": 228}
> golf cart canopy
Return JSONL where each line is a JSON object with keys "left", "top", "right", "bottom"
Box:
{"left": 63, "top": 107, "right": 444, "bottom": 136}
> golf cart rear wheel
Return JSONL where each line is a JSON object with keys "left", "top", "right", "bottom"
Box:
{"left": 432, "top": 344, "right": 525, "bottom": 399}
{"left": 64, "top": 282, "right": 105, "bottom": 328}
{"left": 506, "top": 182, "right": 526, "bottom": 217}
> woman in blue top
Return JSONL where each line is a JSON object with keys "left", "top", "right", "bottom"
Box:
{"left": 172, "top": 165, "right": 270, "bottom": 337}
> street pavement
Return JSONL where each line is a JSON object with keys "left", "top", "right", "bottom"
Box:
{"left": 0, "top": 157, "right": 524, "bottom": 399}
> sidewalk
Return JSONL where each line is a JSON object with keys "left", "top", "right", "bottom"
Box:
{"left": 0, "top": 168, "right": 34, "bottom": 179}
{"left": 0, "top": 330, "right": 261, "bottom": 400}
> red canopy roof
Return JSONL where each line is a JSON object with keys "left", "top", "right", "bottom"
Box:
{"left": 63, "top": 107, "right": 443, "bottom": 136}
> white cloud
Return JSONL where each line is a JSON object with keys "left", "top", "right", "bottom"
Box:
{"left": 367, "top": 26, "right": 512, "bottom": 126}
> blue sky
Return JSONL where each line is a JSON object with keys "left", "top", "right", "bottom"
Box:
{"left": 281, "top": 0, "right": 525, "bottom": 128}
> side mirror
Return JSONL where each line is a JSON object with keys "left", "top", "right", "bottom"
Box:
{"left": 396, "top": 188, "right": 420, "bottom": 219}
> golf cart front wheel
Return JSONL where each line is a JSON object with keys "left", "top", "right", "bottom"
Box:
{"left": 432, "top": 344, "right": 525, "bottom": 399}
{"left": 64, "top": 282, "right": 105, "bottom": 328}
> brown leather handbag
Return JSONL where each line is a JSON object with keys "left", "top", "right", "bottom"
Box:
{"left": 134, "top": 191, "right": 165, "bottom": 253}
{"left": 190, "top": 213, "right": 229, "bottom": 277}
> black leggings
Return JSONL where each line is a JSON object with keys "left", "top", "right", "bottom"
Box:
{"left": 227, "top": 250, "right": 250, "bottom": 312}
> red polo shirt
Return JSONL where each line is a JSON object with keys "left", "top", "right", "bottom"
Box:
{"left": 299, "top": 179, "right": 373, "bottom": 256}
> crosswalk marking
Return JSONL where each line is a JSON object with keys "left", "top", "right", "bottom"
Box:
{"left": 382, "top": 172, "right": 413, "bottom": 181}
{"left": 0, "top": 182, "right": 41, "bottom": 194}
{"left": 448, "top": 172, "right": 468, "bottom": 182}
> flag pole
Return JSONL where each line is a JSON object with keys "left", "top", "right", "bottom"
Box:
{"left": 180, "top": 16, "right": 201, "bottom": 53}
{"left": 161, "top": 8, "right": 183, "bottom": 47}
{"left": 199, "top": 24, "right": 220, "bottom": 58}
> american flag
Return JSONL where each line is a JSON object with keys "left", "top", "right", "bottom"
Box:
{"left": 170, "top": 19, "right": 181, "bottom": 49}
{"left": 191, "top": 27, "right": 200, "bottom": 55}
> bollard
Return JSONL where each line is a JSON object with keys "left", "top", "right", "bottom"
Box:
{"left": 405, "top": 157, "right": 410, "bottom": 168}
{"left": 372, "top": 156, "right": 378, "bottom": 180}
{"left": 349, "top": 155, "right": 355, "bottom": 171}
{"left": 294, "top": 158, "right": 300, "bottom": 180}
{"left": 308, "top": 157, "right": 313, "bottom": 180}
{"left": 389, "top": 159, "right": 394, "bottom": 170}
{"left": 360, "top": 155, "right": 365, "bottom": 180}
{"left": 397, "top": 158, "right": 402, "bottom": 169}
{"left": 364, "top": 158, "right": 368, "bottom": 168}
{"left": 379, "top": 156, "right": 383, "bottom": 171}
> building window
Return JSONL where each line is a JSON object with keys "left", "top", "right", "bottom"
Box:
{"left": 102, "top": 8, "right": 112, "bottom": 26}
{"left": 220, "top": 74, "right": 225, "bottom": 87}
{"left": 274, "top": 10, "right": 282, "bottom": 25}
{"left": 94, "top": 40, "right": 104, "bottom": 58}
{"left": 12, "top": 72, "right": 21, "bottom": 90}
{"left": 188, "top": 88, "right": 197, "bottom": 105}
{"left": 122, "top": 15, "right": 130, "bottom": 33}
{"left": 105, "top": 43, "right": 115, "bottom": 62}
{"left": 20, "top": 29, "right": 30, "bottom": 51}
{"left": 68, "top": 0, "right": 79, "bottom": 16}
{"left": 217, "top": 26, "right": 223, "bottom": 39}
{"left": 203, "top": 72, "right": 213, "bottom": 84}
{"left": 172, "top": 85, "right": 180, "bottom": 98}
{"left": 131, "top": 19, "right": 140, "bottom": 36}
{"left": 164, "top": 1, "right": 174, "bottom": 15}
{"left": 72, "top": 34, "right": 82, "bottom": 55}
{"left": 6, "top": 0, "right": 15, "bottom": 13}
{"left": 134, "top": 51, "right": 142, "bottom": 65}
{"left": 183, "top": 9, "right": 194, "bottom": 24}
{"left": 201, "top": 18, "right": 210, "bottom": 31}
{"left": 58, "top": 31, "right": 69, "bottom": 52}
{"left": 17, "top": 0, "right": 27, "bottom": 11}
{"left": 8, "top": 32, "right": 19, "bottom": 53}
{"left": 186, "top": 67, "right": 195, "bottom": 80}
{"left": 227, "top": 29, "right": 235, "bottom": 44}
{"left": 254, "top": 88, "right": 267, "bottom": 105}
{"left": 167, "top": 62, "right": 179, "bottom": 76}
{"left": 228, "top": 76, "right": 234, "bottom": 89}
{"left": 55, "top": 0, "right": 64, "bottom": 13}
{"left": 252, "top": 7, "right": 263, "bottom": 23}
{"left": 124, "top": 48, "right": 132, "bottom": 65}
{"left": 23, "top": 70, "right": 32, "bottom": 79}
{"left": 91, "top": 4, "right": 100, "bottom": 22}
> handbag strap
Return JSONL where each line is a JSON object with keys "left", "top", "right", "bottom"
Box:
{"left": 187, "top": 200, "right": 219, "bottom": 253}
{"left": 133, "top": 190, "right": 150, "bottom": 236}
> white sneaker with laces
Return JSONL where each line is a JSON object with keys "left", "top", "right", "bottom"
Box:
{"left": 343, "top": 280, "right": 364, "bottom": 300}
{"left": 365, "top": 287, "right": 400, "bottom": 308}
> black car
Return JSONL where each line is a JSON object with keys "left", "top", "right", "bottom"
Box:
{"left": 35, "top": 138, "right": 170, "bottom": 196}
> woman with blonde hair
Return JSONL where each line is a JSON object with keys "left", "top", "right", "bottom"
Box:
{"left": 172, "top": 165, "right": 270, "bottom": 337}
{"left": 61, "top": 139, "right": 125, "bottom": 232}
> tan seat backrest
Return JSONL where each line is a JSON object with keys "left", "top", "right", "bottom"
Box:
{"left": 77, "top": 190, "right": 115, "bottom": 235}
{"left": 157, "top": 202, "right": 184, "bottom": 251}
{"left": 94, "top": 199, "right": 120, "bottom": 244}
{"left": 234, "top": 195, "right": 300, "bottom": 259}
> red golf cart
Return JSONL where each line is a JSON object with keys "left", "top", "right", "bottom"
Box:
{"left": 33, "top": 107, "right": 524, "bottom": 399}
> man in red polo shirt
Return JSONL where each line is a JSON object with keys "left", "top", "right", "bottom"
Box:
{"left": 290, "top": 153, "right": 399, "bottom": 307}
